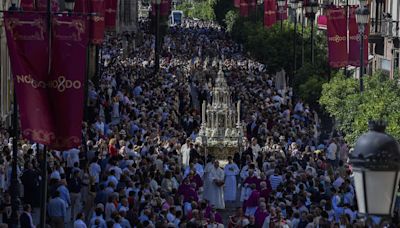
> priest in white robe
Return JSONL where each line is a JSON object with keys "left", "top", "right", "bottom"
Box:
{"left": 206, "top": 160, "right": 225, "bottom": 209}
{"left": 203, "top": 157, "right": 215, "bottom": 201}
{"left": 224, "top": 156, "right": 239, "bottom": 201}
{"left": 181, "top": 139, "right": 191, "bottom": 168}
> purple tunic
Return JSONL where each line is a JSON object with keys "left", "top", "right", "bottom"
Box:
{"left": 254, "top": 208, "right": 269, "bottom": 227}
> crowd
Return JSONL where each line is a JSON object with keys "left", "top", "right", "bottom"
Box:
{"left": 0, "top": 18, "right": 395, "bottom": 228}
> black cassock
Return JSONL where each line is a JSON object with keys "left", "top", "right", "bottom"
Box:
{"left": 21, "top": 169, "right": 40, "bottom": 207}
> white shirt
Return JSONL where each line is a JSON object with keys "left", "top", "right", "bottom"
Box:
{"left": 66, "top": 148, "right": 80, "bottom": 168}
{"left": 327, "top": 142, "right": 337, "bottom": 160}
{"left": 89, "top": 163, "right": 101, "bottom": 183}
{"left": 74, "top": 219, "right": 87, "bottom": 228}
{"left": 109, "top": 166, "right": 122, "bottom": 180}
{"left": 251, "top": 144, "right": 261, "bottom": 159}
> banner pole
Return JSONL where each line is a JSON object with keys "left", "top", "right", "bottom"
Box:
{"left": 155, "top": 2, "right": 160, "bottom": 73}
{"left": 39, "top": 0, "right": 52, "bottom": 227}
{"left": 301, "top": 3, "right": 304, "bottom": 65}
{"left": 39, "top": 146, "right": 48, "bottom": 228}
{"left": 10, "top": 83, "right": 20, "bottom": 227}
{"left": 345, "top": 0, "right": 349, "bottom": 77}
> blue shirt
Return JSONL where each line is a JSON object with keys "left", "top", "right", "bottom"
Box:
{"left": 57, "top": 185, "right": 71, "bottom": 205}
{"left": 48, "top": 197, "right": 67, "bottom": 217}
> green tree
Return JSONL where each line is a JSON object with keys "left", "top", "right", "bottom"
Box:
{"left": 214, "top": 0, "right": 235, "bottom": 27}
{"left": 319, "top": 72, "right": 400, "bottom": 144}
{"left": 224, "top": 9, "right": 239, "bottom": 33}
{"left": 176, "top": 2, "right": 193, "bottom": 17}
{"left": 176, "top": 0, "right": 216, "bottom": 21}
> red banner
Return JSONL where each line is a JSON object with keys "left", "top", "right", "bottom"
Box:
{"left": 327, "top": 7, "right": 348, "bottom": 68}
{"left": 104, "top": 0, "right": 117, "bottom": 30}
{"left": 152, "top": 0, "right": 171, "bottom": 16}
{"left": 89, "top": 0, "right": 106, "bottom": 44}
{"left": 348, "top": 6, "right": 369, "bottom": 67}
{"left": 36, "top": 0, "right": 60, "bottom": 11}
{"left": 20, "top": 0, "right": 35, "bottom": 11}
{"left": 264, "top": 0, "right": 277, "bottom": 28}
{"left": 248, "top": 0, "right": 256, "bottom": 14}
{"left": 4, "top": 12, "right": 53, "bottom": 146}
{"left": 160, "top": 0, "right": 171, "bottom": 16}
{"left": 49, "top": 15, "right": 89, "bottom": 150}
{"left": 234, "top": 0, "right": 240, "bottom": 8}
{"left": 276, "top": 0, "right": 288, "bottom": 21}
{"left": 240, "top": 0, "right": 249, "bottom": 17}
{"left": 318, "top": 15, "right": 327, "bottom": 30}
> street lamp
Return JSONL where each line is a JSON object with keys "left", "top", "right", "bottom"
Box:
{"left": 9, "top": 0, "right": 18, "bottom": 10}
{"left": 355, "top": 0, "right": 369, "bottom": 92}
{"left": 290, "top": 0, "right": 299, "bottom": 80}
{"left": 350, "top": 121, "right": 400, "bottom": 217}
{"left": 277, "top": 0, "right": 286, "bottom": 31}
{"left": 299, "top": 0, "right": 305, "bottom": 65}
{"left": 153, "top": 0, "right": 162, "bottom": 73}
{"left": 65, "top": 0, "right": 76, "bottom": 12}
{"left": 305, "top": 0, "right": 318, "bottom": 65}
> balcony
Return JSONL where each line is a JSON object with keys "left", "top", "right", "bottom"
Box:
{"left": 369, "top": 18, "right": 384, "bottom": 45}
{"left": 370, "top": 18, "right": 399, "bottom": 38}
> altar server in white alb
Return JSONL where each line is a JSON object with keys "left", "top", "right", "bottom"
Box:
{"left": 224, "top": 156, "right": 239, "bottom": 202}
{"left": 206, "top": 160, "right": 225, "bottom": 209}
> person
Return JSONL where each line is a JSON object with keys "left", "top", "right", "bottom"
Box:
{"left": 20, "top": 204, "right": 35, "bottom": 228}
{"left": 254, "top": 202, "right": 269, "bottom": 227}
{"left": 327, "top": 139, "right": 338, "bottom": 167}
{"left": 269, "top": 168, "right": 283, "bottom": 191}
{"left": 224, "top": 156, "right": 239, "bottom": 202}
{"left": 244, "top": 184, "right": 260, "bottom": 216}
{"left": 203, "top": 156, "right": 215, "bottom": 202}
{"left": 228, "top": 207, "right": 249, "bottom": 228}
{"left": 89, "top": 205, "right": 107, "bottom": 228}
{"left": 206, "top": 160, "right": 225, "bottom": 209}
{"left": 181, "top": 139, "right": 191, "bottom": 168}
{"left": 48, "top": 191, "right": 67, "bottom": 228}
{"left": 69, "top": 170, "right": 82, "bottom": 221}
{"left": 0, "top": 193, "right": 12, "bottom": 225}
{"left": 74, "top": 212, "right": 87, "bottom": 228}
{"left": 20, "top": 163, "right": 39, "bottom": 207}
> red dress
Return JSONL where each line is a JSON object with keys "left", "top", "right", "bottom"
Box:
{"left": 108, "top": 144, "right": 118, "bottom": 157}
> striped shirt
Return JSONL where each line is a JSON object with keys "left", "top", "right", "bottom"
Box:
{"left": 269, "top": 174, "right": 283, "bottom": 191}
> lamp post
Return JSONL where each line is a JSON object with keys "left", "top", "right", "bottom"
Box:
{"left": 290, "top": 0, "right": 299, "bottom": 79}
{"left": 350, "top": 121, "right": 400, "bottom": 221}
{"left": 65, "top": 0, "right": 76, "bottom": 12}
{"left": 300, "top": 0, "right": 304, "bottom": 65}
{"left": 9, "top": 0, "right": 18, "bottom": 11}
{"left": 305, "top": 0, "right": 318, "bottom": 65}
{"left": 153, "top": 0, "right": 161, "bottom": 73}
{"left": 277, "top": 0, "right": 286, "bottom": 31}
{"left": 355, "top": 0, "right": 369, "bottom": 93}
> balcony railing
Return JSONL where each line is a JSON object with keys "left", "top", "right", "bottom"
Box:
{"left": 370, "top": 18, "right": 399, "bottom": 38}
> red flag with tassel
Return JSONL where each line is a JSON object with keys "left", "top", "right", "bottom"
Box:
{"left": 264, "top": 0, "right": 277, "bottom": 28}
{"left": 327, "top": 7, "right": 348, "bottom": 68}
{"left": 240, "top": 0, "right": 249, "bottom": 17}
{"left": 348, "top": 6, "right": 369, "bottom": 67}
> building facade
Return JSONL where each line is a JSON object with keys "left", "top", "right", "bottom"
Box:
{"left": 0, "top": 0, "right": 13, "bottom": 128}
{"left": 117, "top": 0, "right": 138, "bottom": 33}
{"left": 369, "top": 0, "right": 399, "bottom": 78}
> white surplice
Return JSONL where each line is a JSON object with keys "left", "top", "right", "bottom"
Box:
{"left": 181, "top": 143, "right": 190, "bottom": 167}
{"left": 224, "top": 163, "right": 239, "bottom": 201}
{"left": 207, "top": 166, "right": 225, "bottom": 209}
{"left": 203, "top": 162, "right": 214, "bottom": 201}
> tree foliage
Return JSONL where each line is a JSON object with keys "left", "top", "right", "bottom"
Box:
{"left": 213, "top": 0, "right": 235, "bottom": 27}
{"left": 176, "top": 0, "right": 216, "bottom": 21}
{"left": 319, "top": 72, "right": 400, "bottom": 144}
{"left": 225, "top": 13, "right": 332, "bottom": 105}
